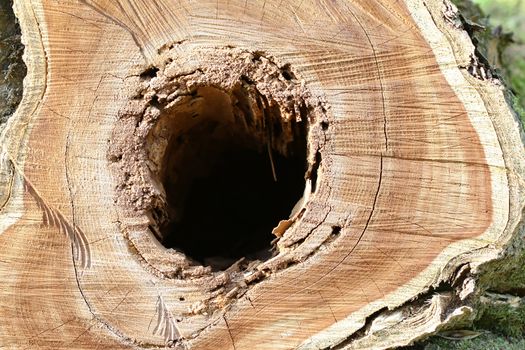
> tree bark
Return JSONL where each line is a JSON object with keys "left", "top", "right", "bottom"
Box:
{"left": 1, "top": 0, "right": 524, "bottom": 349}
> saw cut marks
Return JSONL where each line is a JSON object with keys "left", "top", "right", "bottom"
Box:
{"left": 23, "top": 176, "right": 91, "bottom": 269}
{"left": 152, "top": 295, "right": 182, "bottom": 345}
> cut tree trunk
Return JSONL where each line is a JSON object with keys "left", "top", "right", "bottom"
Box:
{"left": 1, "top": 0, "right": 524, "bottom": 349}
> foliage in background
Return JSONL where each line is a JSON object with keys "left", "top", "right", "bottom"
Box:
{"left": 454, "top": 0, "right": 525, "bottom": 121}
{"left": 476, "top": 0, "right": 525, "bottom": 122}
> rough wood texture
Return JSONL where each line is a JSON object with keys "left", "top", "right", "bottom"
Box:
{"left": 0, "top": 0, "right": 25, "bottom": 124}
{"left": 0, "top": 0, "right": 524, "bottom": 349}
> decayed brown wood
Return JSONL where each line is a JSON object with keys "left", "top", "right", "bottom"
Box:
{"left": 0, "top": 0, "right": 524, "bottom": 349}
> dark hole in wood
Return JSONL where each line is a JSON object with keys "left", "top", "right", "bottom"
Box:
{"left": 310, "top": 150, "right": 322, "bottom": 193}
{"left": 331, "top": 226, "right": 341, "bottom": 235}
{"left": 140, "top": 66, "right": 159, "bottom": 80}
{"left": 158, "top": 86, "right": 308, "bottom": 271}
{"left": 280, "top": 64, "right": 296, "bottom": 81}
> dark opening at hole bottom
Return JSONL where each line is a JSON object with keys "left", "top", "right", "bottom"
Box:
{"left": 155, "top": 86, "right": 309, "bottom": 271}
{"left": 162, "top": 147, "right": 306, "bottom": 270}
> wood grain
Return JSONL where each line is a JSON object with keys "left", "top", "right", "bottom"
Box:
{"left": 0, "top": 0, "right": 523, "bottom": 349}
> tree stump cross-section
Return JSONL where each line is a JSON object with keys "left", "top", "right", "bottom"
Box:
{"left": 0, "top": 0, "right": 524, "bottom": 349}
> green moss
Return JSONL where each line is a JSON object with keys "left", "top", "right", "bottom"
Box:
{"left": 422, "top": 333, "right": 525, "bottom": 350}
{"left": 509, "top": 80, "right": 525, "bottom": 125}
{"left": 475, "top": 300, "right": 525, "bottom": 337}
{"left": 511, "top": 93, "right": 525, "bottom": 124}
{"left": 478, "top": 249, "right": 525, "bottom": 293}
{"left": 503, "top": 52, "right": 525, "bottom": 125}
{"left": 412, "top": 298, "right": 525, "bottom": 349}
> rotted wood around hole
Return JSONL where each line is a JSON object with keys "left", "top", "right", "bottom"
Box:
{"left": 108, "top": 44, "right": 333, "bottom": 323}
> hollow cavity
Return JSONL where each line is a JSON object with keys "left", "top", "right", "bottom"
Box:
{"left": 154, "top": 84, "right": 308, "bottom": 271}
